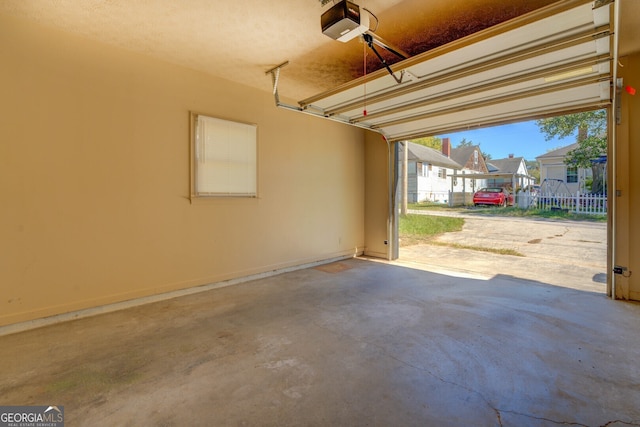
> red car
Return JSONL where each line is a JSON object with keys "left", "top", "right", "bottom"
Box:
{"left": 473, "top": 187, "right": 513, "bottom": 207}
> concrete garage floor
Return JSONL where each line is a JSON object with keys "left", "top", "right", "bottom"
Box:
{"left": 2, "top": 258, "right": 640, "bottom": 426}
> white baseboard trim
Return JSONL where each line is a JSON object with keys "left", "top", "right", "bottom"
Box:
{"left": 0, "top": 254, "right": 357, "bottom": 337}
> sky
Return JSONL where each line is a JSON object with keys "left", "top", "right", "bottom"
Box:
{"left": 439, "top": 120, "right": 578, "bottom": 161}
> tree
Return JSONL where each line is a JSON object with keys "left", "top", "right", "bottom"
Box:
{"left": 456, "top": 138, "right": 473, "bottom": 147}
{"left": 536, "top": 110, "right": 607, "bottom": 193}
{"left": 410, "top": 136, "right": 441, "bottom": 150}
{"left": 525, "top": 160, "right": 540, "bottom": 183}
{"left": 536, "top": 110, "right": 607, "bottom": 168}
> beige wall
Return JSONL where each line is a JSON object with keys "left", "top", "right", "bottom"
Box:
{"left": 613, "top": 53, "right": 640, "bottom": 300}
{"left": 0, "top": 14, "right": 368, "bottom": 326}
{"left": 364, "top": 132, "right": 391, "bottom": 259}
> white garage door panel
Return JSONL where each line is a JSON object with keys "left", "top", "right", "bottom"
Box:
{"left": 380, "top": 83, "right": 610, "bottom": 140}
{"left": 367, "top": 79, "right": 607, "bottom": 127}
{"left": 298, "top": 0, "right": 612, "bottom": 143}
{"left": 337, "top": 58, "right": 609, "bottom": 124}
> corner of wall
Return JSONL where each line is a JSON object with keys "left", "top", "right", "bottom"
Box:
{"left": 364, "top": 131, "right": 391, "bottom": 260}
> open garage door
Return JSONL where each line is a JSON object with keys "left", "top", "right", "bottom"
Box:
{"left": 268, "top": 0, "right": 620, "bottom": 284}
{"left": 297, "top": 0, "right": 612, "bottom": 142}
{"left": 268, "top": 0, "right": 621, "bottom": 289}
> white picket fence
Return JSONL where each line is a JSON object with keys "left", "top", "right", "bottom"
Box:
{"left": 518, "top": 192, "right": 607, "bottom": 215}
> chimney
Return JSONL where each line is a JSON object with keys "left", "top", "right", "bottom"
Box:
{"left": 509, "top": 153, "right": 514, "bottom": 158}
{"left": 442, "top": 137, "right": 451, "bottom": 157}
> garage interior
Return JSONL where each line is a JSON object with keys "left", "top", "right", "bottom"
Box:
{"left": 1, "top": 0, "right": 640, "bottom": 425}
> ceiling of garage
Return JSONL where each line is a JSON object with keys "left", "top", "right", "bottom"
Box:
{"left": 2, "top": 0, "right": 639, "bottom": 138}
{"left": 0, "top": 0, "right": 589, "bottom": 99}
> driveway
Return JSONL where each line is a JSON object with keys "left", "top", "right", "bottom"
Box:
{"left": 398, "top": 210, "right": 608, "bottom": 293}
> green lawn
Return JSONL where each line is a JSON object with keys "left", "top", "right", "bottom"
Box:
{"left": 399, "top": 213, "right": 524, "bottom": 256}
{"left": 466, "top": 206, "right": 607, "bottom": 222}
{"left": 407, "top": 201, "right": 454, "bottom": 211}
{"left": 407, "top": 203, "right": 606, "bottom": 222}
{"left": 399, "top": 214, "right": 463, "bottom": 246}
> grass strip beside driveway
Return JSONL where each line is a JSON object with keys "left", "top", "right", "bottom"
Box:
{"left": 399, "top": 214, "right": 463, "bottom": 245}
{"left": 408, "top": 202, "right": 606, "bottom": 222}
{"left": 399, "top": 214, "right": 525, "bottom": 256}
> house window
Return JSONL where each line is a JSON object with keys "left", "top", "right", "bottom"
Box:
{"left": 567, "top": 166, "right": 578, "bottom": 183}
{"left": 191, "top": 113, "right": 257, "bottom": 197}
{"left": 438, "top": 168, "right": 447, "bottom": 179}
{"left": 416, "top": 162, "right": 425, "bottom": 177}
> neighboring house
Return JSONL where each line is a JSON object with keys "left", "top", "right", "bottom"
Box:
{"left": 485, "top": 155, "right": 535, "bottom": 190}
{"left": 403, "top": 138, "right": 493, "bottom": 204}
{"left": 536, "top": 143, "right": 593, "bottom": 194}
{"left": 450, "top": 144, "right": 490, "bottom": 174}
{"left": 449, "top": 142, "right": 489, "bottom": 193}
{"left": 403, "top": 141, "right": 464, "bottom": 203}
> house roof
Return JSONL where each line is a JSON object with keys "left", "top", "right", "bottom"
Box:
{"left": 406, "top": 142, "right": 462, "bottom": 170}
{"left": 536, "top": 143, "right": 579, "bottom": 159}
{"left": 488, "top": 157, "right": 525, "bottom": 174}
{"left": 486, "top": 162, "right": 500, "bottom": 173}
{"left": 450, "top": 145, "right": 478, "bottom": 168}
